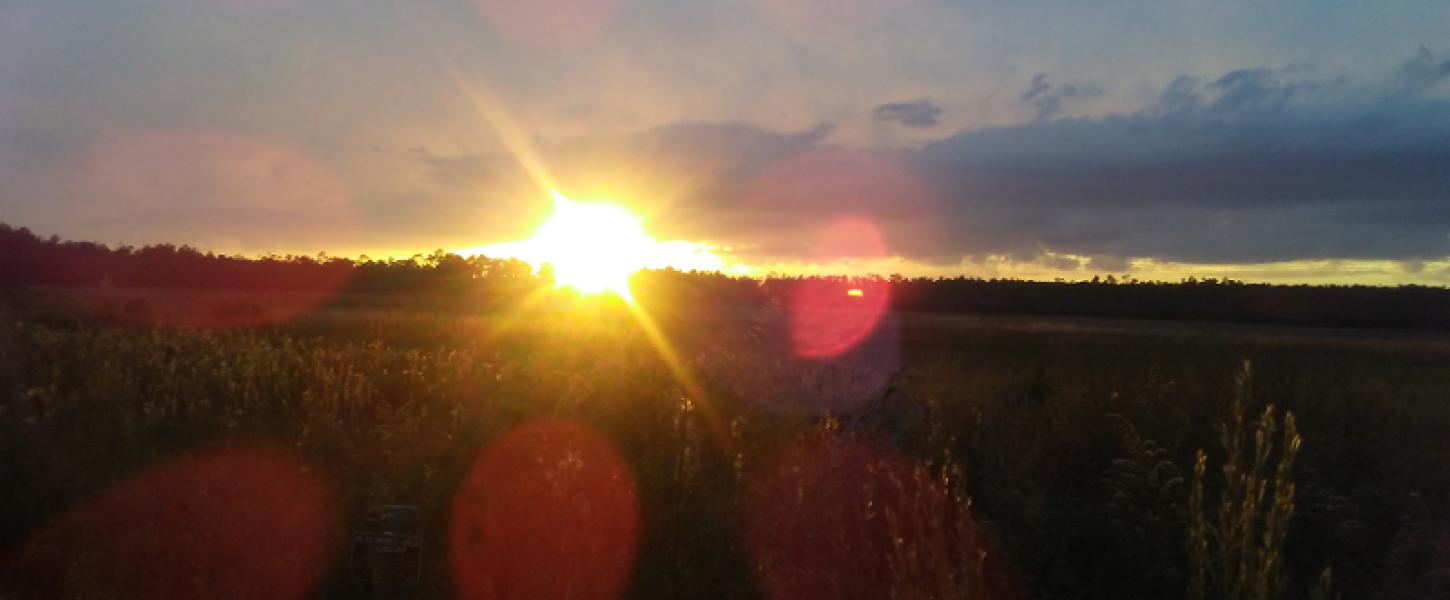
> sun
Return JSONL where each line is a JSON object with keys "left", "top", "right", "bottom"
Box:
{"left": 523, "top": 192, "right": 655, "bottom": 295}
{"left": 459, "top": 191, "right": 728, "bottom": 297}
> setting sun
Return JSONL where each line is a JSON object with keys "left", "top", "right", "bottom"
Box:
{"left": 531, "top": 193, "right": 652, "bottom": 295}
{"left": 469, "top": 191, "right": 725, "bottom": 296}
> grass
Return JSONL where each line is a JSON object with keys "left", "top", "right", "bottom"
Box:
{"left": 4, "top": 289, "right": 1450, "bottom": 598}
{"left": 1188, "top": 362, "right": 1302, "bottom": 600}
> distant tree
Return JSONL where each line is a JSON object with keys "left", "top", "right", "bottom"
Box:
{"left": 4, "top": 223, "right": 1450, "bottom": 329}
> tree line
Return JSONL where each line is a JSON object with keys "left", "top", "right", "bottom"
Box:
{"left": 5, "top": 223, "right": 1450, "bottom": 330}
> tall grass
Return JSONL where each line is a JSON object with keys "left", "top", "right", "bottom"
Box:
{"left": 1188, "top": 362, "right": 1302, "bottom": 600}
{"left": 4, "top": 299, "right": 1450, "bottom": 598}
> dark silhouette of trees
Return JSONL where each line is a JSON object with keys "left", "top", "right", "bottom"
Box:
{"left": 5, "top": 223, "right": 1450, "bottom": 330}
{"left": 888, "top": 276, "right": 1450, "bottom": 330}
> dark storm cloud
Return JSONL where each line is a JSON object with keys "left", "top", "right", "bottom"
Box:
{"left": 1018, "top": 74, "right": 1104, "bottom": 121}
{"left": 872, "top": 99, "right": 943, "bottom": 128}
{"left": 898, "top": 51, "right": 1450, "bottom": 265}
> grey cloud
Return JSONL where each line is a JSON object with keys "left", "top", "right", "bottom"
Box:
{"left": 496, "top": 52, "right": 1450, "bottom": 268}
{"left": 527, "top": 121, "right": 833, "bottom": 179}
{"left": 7, "top": 6, "right": 1450, "bottom": 273}
{"left": 1086, "top": 256, "right": 1130, "bottom": 272}
{"left": 1040, "top": 254, "right": 1083, "bottom": 271}
{"left": 872, "top": 99, "right": 943, "bottom": 128}
{"left": 628, "top": 121, "right": 834, "bottom": 173}
{"left": 909, "top": 50, "right": 1450, "bottom": 264}
{"left": 494, "top": 121, "right": 955, "bottom": 262}
{"left": 350, "top": 122, "right": 838, "bottom": 248}
{"left": 1019, "top": 74, "right": 1104, "bottom": 121}
{"left": 1147, "top": 67, "right": 1337, "bottom": 119}
{"left": 545, "top": 120, "right": 833, "bottom": 205}
{"left": 1398, "top": 46, "right": 1450, "bottom": 94}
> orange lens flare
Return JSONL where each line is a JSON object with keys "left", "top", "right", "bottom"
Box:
{"left": 450, "top": 419, "right": 640, "bottom": 600}
{"left": 745, "top": 439, "right": 982, "bottom": 600}
{"left": 12, "top": 447, "right": 336, "bottom": 599}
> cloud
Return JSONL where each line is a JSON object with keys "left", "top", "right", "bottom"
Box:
{"left": 365, "top": 51, "right": 1450, "bottom": 270}
{"left": 1397, "top": 46, "right": 1450, "bottom": 94}
{"left": 365, "top": 121, "right": 838, "bottom": 249}
{"left": 1040, "top": 253, "right": 1083, "bottom": 271}
{"left": 910, "top": 50, "right": 1450, "bottom": 264}
{"left": 872, "top": 99, "right": 943, "bottom": 128}
{"left": 1086, "top": 255, "right": 1130, "bottom": 272}
{"left": 3, "top": 0, "right": 1449, "bottom": 280}
{"left": 469, "top": 51, "right": 1450, "bottom": 270}
{"left": 1018, "top": 74, "right": 1104, "bottom": 121}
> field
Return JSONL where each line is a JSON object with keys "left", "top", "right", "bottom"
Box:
{"left": 4, "top": 288, "right": 1450, "bottom": 599}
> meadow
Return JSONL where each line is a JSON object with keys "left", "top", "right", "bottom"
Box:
{"left": 4, "top": 288, "right": 1450, "bottom": 599}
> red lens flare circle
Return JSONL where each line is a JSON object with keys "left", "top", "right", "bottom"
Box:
{"left": 788, "top": 218, "right": 891, "bottom": 358}
{"left": 450, "top": 419, "right": 641, "bottom": 600}
{"left": 745, "top": 439, "right": 987, "bottom": 600}
{"left": 9, "top": 446, "right": 337, "bottom": 600}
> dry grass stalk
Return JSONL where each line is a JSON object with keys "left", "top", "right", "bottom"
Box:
{"left": 1188, "top": 361, "right": 1303, "bottom": 600}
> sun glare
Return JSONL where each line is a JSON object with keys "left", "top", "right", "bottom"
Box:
{"left": 532, "top": 193, "right": 652, "bottom": 295}
{"left": 470, "top": 191, "right": 724, "bottom": 297}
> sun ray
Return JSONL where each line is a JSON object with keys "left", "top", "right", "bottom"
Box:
{"left": 392, "top": 20, "right": 732, "bottom": 441}
{"left": 478, "top": 282, "right": 555, "bottom": 340}
{"left": 621, "top": 297, "right": 730, "bottom": 448}
{"left": 389, "top": 0, "right": 556, "bottom": 195}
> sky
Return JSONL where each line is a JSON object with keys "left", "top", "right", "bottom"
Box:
{"left": 2, "top": 0, "right": 1449, "bottom": 284}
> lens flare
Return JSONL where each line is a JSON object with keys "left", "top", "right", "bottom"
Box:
{"left": 788, "top": 218, "right": 891, "bottom": 358}
{"left": 745, "top": 439, "right": 988, "bottom": 600}
{"left": 10, "top": 447, "right": 336, "bottom": 600}
{"left": 742, "top": 149, "right": 941, "bottom": 271}
{"left": 450, "top": 419, "right": 641, "bottom": 600}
